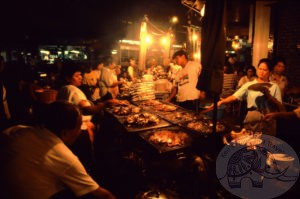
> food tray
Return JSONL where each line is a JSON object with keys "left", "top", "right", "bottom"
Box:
{"left": 137, "top": 126, "right": 193, "bottom": 154}
{"left": 159, "top": 110, "right": 199, "bottom": 124}
{"left": 117, "top": 112, "right": 172, "bottom": 133}
{"left": 178, "top": 119, "right": 227, "bottom": 137}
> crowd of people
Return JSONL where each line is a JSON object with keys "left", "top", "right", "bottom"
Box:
{"left": 0, "top": 50, "right": 299, "bottom": 198}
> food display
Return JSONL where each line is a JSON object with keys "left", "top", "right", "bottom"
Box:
{"left": 152, "top": 104, "right": 177, "bottom": 112}
{"left": 148, "top": 130, "right": 189, "bottom": 147}
{"left": 125, "top": 113, "right": 160, "bottom": 127}
{"left": 163, "top": 111, "right": 198, "bottom": 123}
{"left": 116, "top": 100, "right": 131, "bottom": 106}
{"left": 139, "top": 99, "right": 163, "bottom": 106}
{"left": 137, "top": 100, "right": 177, "bottom": 113}
{"left": 186, "top": 121, "right": 211, "bottom": 133}
{"left": 181, "top": 119, "right": 226, "bottom": 134}
{"left": 112, "top": 106, "right": 141, "bottom": 116}
{"left": 131, "top": 82, "right": 156, "bottom": 101}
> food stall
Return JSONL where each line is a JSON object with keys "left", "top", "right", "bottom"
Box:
{"left": 97, "top": 81, "right": 231, "bottom": 198}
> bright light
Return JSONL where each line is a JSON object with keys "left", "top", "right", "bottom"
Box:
{"left": 40, "top": 50, "right": 50, "bottom": 55}
{"left": 232, "top": 41, "right": 241, "bottom": 50}
{"left": 111, "top": 49, "right": 118, "bottom": 55}
{"left": 171, "top": 16, "right": 178, "bottom": 24}
{"left": 119, "top": 39, "right": 140, "bottom": 45}
{"left": 141, "top": 24, "right": 147, "bottom": 32}
{"left": 194, "top": 52, "right": 200, "bottom": 60}
{"left": 200, "top": 4, "right": 205, "bottom": 17}
{"left": 231, "top": 36, "right": 241, "bottom": 50}
{"left": 192, "top": 34, "right": 198, "bottom": 41}
{"left": 145, "top": 35, "right": 152, "bottom": 44}
{"left": 160, "top": 36, "right": 170, "bottom": 46}
{"left": 70, "top": 50, "right": 80, "bottom": 54}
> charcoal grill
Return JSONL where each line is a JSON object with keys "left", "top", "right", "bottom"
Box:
{"left": 136, "top": 126, "right": 193, "bottom": 155}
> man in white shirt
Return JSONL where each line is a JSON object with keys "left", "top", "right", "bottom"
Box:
{"left": 0, "top": 101, "right": 116, "bottom": 199}
{"left": 167, "top": 50, "right": 204, "bottom": 111}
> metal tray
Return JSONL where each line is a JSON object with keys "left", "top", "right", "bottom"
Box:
{"left": 117, "top": 112, "right": 171, "bottom": 133}
{"left": 137, "top": 126, "right": 193, "bottom": 154}
{"left": 178, "top": 118, "right": 227, "bottom": 137}
{"left": 159, "top": 110, "right": 199, "bottom": 124}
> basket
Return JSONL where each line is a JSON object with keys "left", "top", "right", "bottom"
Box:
{"left": 35, "top": 89, "right": 58, "bottom": 103}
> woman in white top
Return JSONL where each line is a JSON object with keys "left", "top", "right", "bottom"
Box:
{"left": 57, "top": 61, "right": 115, "bottom": 172}
{"left": 237, "top": 65, "right": 256, "bottom": 88}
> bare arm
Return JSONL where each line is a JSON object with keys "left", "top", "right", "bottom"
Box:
{"left": 167, "top": 86, "right": 178, "bottom": 102}
{"left": 79, "top": 99, "right": 119, "bottom": 115}
{"left": 262, "top": 88, "right": 286, "bottom": 112}
{"left": 264, "top": 111, "right": 297, "bottom": 121}
{"left": 217, "top": 95, "right": 238, "bottom": 107}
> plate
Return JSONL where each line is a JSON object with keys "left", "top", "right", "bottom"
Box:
{"left": 248, "top": 83, "right": 272, "bottom": 91}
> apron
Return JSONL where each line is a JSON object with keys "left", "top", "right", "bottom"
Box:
{"left": 244, "top": 110, "right": 276, "bottom": 136}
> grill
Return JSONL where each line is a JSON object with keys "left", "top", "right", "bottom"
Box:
{"left": 136, "top": 126, "right": 193, "bottom": 155}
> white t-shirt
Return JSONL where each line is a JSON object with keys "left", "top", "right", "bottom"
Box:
{"left": 1, "top": 125, "right": 99, "bottom": 199}
{"left": 99, "top": 67, "right": 115, "bottom": 97}
{"left": 57, "top": 85, "right": 92, "bottom": 130}
{"left": 174, "top": 61, "right": 202, "bottom": 102}
{"left": 233, "top": 79, "right": 282, "bottom": 109}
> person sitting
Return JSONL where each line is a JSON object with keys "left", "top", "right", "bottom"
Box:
{"left": 56, "top": 60, "right": 116, "bottom": 174}
{"left": 0, "top": 101, "right": 116, "bottom": 199}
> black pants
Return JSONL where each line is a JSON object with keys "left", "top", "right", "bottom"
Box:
{"left": 178, "top": 100, "right": 199, "bottom": 112}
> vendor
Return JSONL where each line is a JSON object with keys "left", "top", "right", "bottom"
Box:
{"left": 167, "top": 50, "right": 205, "bottom": 111}
{"left": 217, "top": 58, "right": 284, "bottom": 136}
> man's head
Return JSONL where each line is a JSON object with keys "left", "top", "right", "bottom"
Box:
{"left": 37, "top": 101, "right": 82, "bottom": 145}
{"left": 129, "top": 57, "right": 136, "bottom": 66}
{"left": 61, "top": 61, "right": 83, "bottom": 86}
{"left": 172, "top": 50, "right": 188, "bottom": 67}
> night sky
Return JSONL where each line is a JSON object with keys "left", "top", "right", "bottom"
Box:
{"left": 1, "top": 0, "right": 189, "bottom": 44}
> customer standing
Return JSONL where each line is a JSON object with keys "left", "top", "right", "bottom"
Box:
{"left": 216, "top": 58, "right": 284, "bottom": 136}
{"left": 237, "top": 65, "right": 256, "bottom": 88}
{"left": 167, "top": 50, "right": 204, "bottom": 111}
{"left": 127, "top": 57, "right": 140, "bottom": 82}
{"left": 269, "top": 57, "right": 288, "bottom": 99}
{"left": 99, "top": 56, "right": 124, "bottom": 100}
{"left": 0, "top": 101, "right": 116, "bottom": 199}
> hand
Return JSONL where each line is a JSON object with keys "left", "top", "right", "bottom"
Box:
{"left": 217, "top": 100, "right": 223, "bottom": 107}
{"left": 263, "top": 112, "right": 277, "bottom": 121}
{"left": 104, "top": 99, "right": 119, "bottom": 107}
{"left": 260, "top": 86, "right": 271, "bottom": 95}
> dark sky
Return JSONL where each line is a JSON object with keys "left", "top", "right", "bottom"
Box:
{"left": 1, "top": 0, "right": 188, "bottom": 44}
